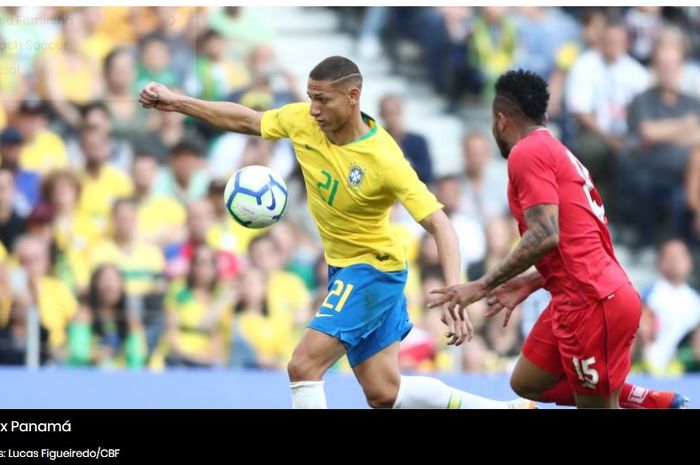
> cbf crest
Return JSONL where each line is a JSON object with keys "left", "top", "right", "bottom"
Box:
{"left": 347, "top": 163, "right": 365, "bottom": 188}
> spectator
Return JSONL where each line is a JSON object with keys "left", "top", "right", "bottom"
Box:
{"left": 89, "top": 199, "right": 167, "bottom": 354}
{"left": 134, "top": 34, "right": 179, "bottom": 92}
{"left": 566, "top": 21, "right": 649, "bottom": 200}
{"left": 627, "top": 31, "right": 700, "bottom": 247}
{"left": 24, "top": 201, "right": 88, "bottom": 295}
{"left": 16, "top": 101, "right": 68, "bottom": 176}
{"left": 0, "top": 168, "right": 25, "bottom": 251}
{"left": 185, "top": 29, "right": 249, "bottom": 102}
{"left": 230, "top": 44, "right": 300, "bottom": 108}
{"left": 144, "top": 101, "right": 196, "bottom": 157}
{"left": 459, "top": 131, "right": 508, "bottom": 225}
{"left": 146, "top": 7, "right": 195, "bottom": 84}
{"left": 67, "top": 264, "right": 147, "bottom": 368}
{"left": 230, "top": 266, "right": 294, "bottom": 369}
{"left": 41, "top": 169, "right": 100, "bottom": 273}
{"left": 0, "top": 128, "right": 41, "bottom": 214}
{"left": 90, "top": 199, "right": 166, "bottom": 296}
{"left": 639, "top": 239, "right": 700, "bottom": 374}
{"left": 67, "top": 102, "right": 134, "bottom": 173}
{"left": 625, "top": 6, "right": 665, "bottom": 66}
{"left": 0, "top": 32, "right": 29, "bottom": 119}
{"left": 164, "top": 244, "right": 230, "bottom": 367}
{"left": 247, "top": 233, "right": 311, "bottom": 331}
{"left": 35, "top": 9, "right": 102, "bottom": 130}
{"left": 207, "top": 7, "right": 275, "bottom": 60}
{"left": 657, "top": 27, "right": 700, "bottom": 103}
{"left": 76, "top": 127, "right": 134, "bottom": 234}
{"left": 152, "top": 141, "right": 210, "bottom": 205}
{"left": 131, "top": 150, "right": 187, "bottom": 248}
{"left": 434, "top": 175, "right": 485, "bottom": 272}
{"left": 467, "top": 215, "right": 516, "bottom": 281}
{"left": 208, "top": 134, "right": 294, "bottom": 182}
{"left": 166, "top": 198, "right": 242, "bottom": 281}
{"left": 0, "top": 256, "right": 32, "bottom": 365}
{"left": 11, "top": 235, "right": 78, "bottom": 364}
{"left": 513, "top": 7, "right": 580, "bottom": 123}
{"left": 468, "top": 7, "right": 518, "bottom": 99}
{"left": 103, "top": 47, "right": 156, "bottom": 144}
{"left": 379, "top": 94, "right": 434, "bottom": 185}
{"left": 513, "top": 7, "right": 579, "bottom": 80}
{"left": 269, "top": 220, "right": 320, "bottom": 290}
{"left": 81, "top": 7, "right": 115, "bottom": 63}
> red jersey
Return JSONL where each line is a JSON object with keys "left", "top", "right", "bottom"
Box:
{"left": 507, "top": 128, "right": 629, "bottom": 310}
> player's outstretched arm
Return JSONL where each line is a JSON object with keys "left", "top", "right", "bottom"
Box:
{"left": 139, "top": 82, "right": 263, "bottom": 136}
{"left": 430, "top": 204, "right": 558, "bottom": 313}
{"left": 420, "top": 209, "right": 473, "bottom": 346}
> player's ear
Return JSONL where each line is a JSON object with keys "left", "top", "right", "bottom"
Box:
{"left": 495, "top": 111, "right": 507, "bottom": 131}
{"left": 347, "top": 86, "right": 361, "bottom": 105}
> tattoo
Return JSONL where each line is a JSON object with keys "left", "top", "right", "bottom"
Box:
{"left": 483, "top": 204, "right": 559, "bottom": 290}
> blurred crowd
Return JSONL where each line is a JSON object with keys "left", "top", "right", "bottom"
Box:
{"left": 0, "top": 6, "right": 699, "bottom": 376}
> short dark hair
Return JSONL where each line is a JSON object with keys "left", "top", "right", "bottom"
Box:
{"left": 138, "top": 33, "right": 168, "bottom": 53}
{"left": 103, "top": 46, "right": 133, "bottom": 76}
{"left": 494, "top": 69, "right": 550, "bottom": 125}
{"left": 309, "top": 56, "right": 362, "bottom": 89}
{"left": 170, "top": 140, "right": 204, "bottom": 158}
{"left": 111, "top": 197, "right": 137, "bottom": 216}
{"left": 80, "top": 101, "right": 110, "bottom": 119}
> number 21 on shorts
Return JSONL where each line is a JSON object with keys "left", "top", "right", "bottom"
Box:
{"left": 322, "top": 279, "right": 354, "bottom": 312}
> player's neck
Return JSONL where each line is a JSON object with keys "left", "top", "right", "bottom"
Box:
{"left": 516, "top": 124, "right": 546, "bottom": 142}
{"left": 326, "top": 112, "right": 369, "bottom": 145}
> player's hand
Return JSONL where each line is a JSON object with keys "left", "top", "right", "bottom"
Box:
{"left": 484, "top": 279, "right": 529, "bottom": 327}
{"left": 139, "top": 82, "right": 179, "bottom": 112}
{"left": 429, "top": 280, "right": 488, "bottom": 311}
{"left": 440, "top": 304, "right": 474, "bottom": 346}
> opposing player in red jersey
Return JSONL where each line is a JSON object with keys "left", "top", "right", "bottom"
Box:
{"left": 431, "top": 69, "right": 688, "bottom": 408}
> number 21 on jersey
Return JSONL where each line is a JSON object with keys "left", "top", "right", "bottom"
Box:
{"left": 566, "top": 150, "right": 606, "bottom": 222}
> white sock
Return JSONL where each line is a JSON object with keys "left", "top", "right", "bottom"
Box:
{"left": 392, "top": 376, "right": 509, "bottom": 409}
{"left": 290, "top": 381, "right": 327, "bottom": 409}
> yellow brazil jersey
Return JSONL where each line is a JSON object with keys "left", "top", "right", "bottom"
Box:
{"left": 19, "top": 129, "right": 68, "bottom": 176}
{"left": 136, "top": 195, "right": 187, "bottom": 241}
{"left": 36, "top": 276, "right": 79, "bottom": 349}
{"left": 164, "top": 280, "right": 226, "bottom": 358}
{"left": 78, "top": 165, "right": 134, "bottom": 234}
{"left": 236, "top": 311, "right": 293, "bottom": 366}
{"left": 261, "top": 103, "right": 442, "bottom": 272}
{"left": 89, "top": 240, "right": 165, "bottom": 296}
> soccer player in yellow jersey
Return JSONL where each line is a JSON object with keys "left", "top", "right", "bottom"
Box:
{"left": 140, "top": 56, "right": 533, "bottom": 409}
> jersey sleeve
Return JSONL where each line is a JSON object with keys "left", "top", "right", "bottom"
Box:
{"left": 508, "top": 142, "right": 559, "bottom": 210}
{"left": 260, "top": 102, "right": 309, "bottom": 141}
{"left": 384, "top": 153, "right": 442, "bottom": 222}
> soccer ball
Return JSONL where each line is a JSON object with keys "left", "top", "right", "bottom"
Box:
{"left": 224, "top": 165, "right": 288, "bottom": 229}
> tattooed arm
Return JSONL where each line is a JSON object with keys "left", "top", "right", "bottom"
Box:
{"left": 482, "top": 204, "right": 559, "bottom": 289}
{"left": 429, "top": 204, "right": 558, "bottom": 312}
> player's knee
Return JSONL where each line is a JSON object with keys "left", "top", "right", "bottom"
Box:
{"left": 510, "top": 376, "right": 539, "bottom": 400}
{"left": 287, "top": 352, "right": 322, "bottom": 382}
{"left": 364, "top": 386, "right": 399, "bottom": 409}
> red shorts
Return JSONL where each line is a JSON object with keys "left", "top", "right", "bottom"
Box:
{"left": 522, "top": 282, "right": 641, "bottom": 397}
